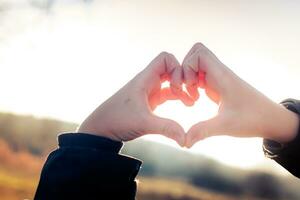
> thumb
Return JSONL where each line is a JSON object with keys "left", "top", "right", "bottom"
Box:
{"left": 143, "top": 114, "right": 185, "bottom": 147}
{"left": 186, "top": 116, "right": 225, "bottom": 148}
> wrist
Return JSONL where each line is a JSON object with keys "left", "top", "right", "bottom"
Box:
{"left": 263, "top": 102, "right": 299, "bottom": 143}
{"left": 77, "top": 120, "right": 122, "bottom": 142}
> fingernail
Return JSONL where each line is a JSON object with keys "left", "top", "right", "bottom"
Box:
{"left": 186, "top": 142, "right": 193, "bottom": 148}
{"left": 185, "top": 136, "right": 193, "bottom": 148}
{"left": 179, "top": 135, "right": 185, "bottom": 147}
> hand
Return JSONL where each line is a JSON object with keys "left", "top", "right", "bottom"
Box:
{"left": 183, "top": 43, "right": 299, "bottom": 147}
{"left": 78, "top": 52, "right": 194, "bottom": 146}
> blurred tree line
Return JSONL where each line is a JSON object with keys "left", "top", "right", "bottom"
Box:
{"left": 123, "top": 140, "right": 300, "bottom": 200}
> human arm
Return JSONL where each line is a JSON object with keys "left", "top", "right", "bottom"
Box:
{"left": 182, "top": 43, "right": 300, "bottom": 177}
{"left": 263, "top": 99, "right": 300, "bottom": 178}
{"left": 34, "top": 133, "right": 141, "bottom": 200}
{"left": 34, "top": 52, "right": 192, "bottom": 200}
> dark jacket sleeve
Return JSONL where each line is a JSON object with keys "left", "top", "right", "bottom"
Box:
{"left": 34, "top": 133, "right": 142, "bottom": 200}
{"left": 263, "top": 99, "right": 300, "bottom": 178}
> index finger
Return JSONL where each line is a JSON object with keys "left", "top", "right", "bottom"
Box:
{"left": 146, "top": 52, "right": 194, "bottom": 106}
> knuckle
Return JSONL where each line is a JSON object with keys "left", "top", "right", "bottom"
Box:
{"left": 187, "top": 82, "right": 198, "bottom": 88}
{"left": 194, "top": 42, "right": 205, "bottom": 49}
{"left": 170, "top": 82, "right": 181, "bottom": 92}
{"left": 161, "top": 122, "right": 172, "bottom": 135}
{"left": 185, "top": 72, "right": 198, "bottom": 85}
{"left": 159, "top": 51, "right": 178, "bottom": 73}
{"left": 183, "top": 57, "right": 192, "bottom": 68}
{"left": 195, "top": 45, "right": 208, "bottom": 55}
{"left": 184, "top": 59, "right": 198, "bottom": 73}
{"left": 158, "top": 51, "right": 169, "bottom": 58}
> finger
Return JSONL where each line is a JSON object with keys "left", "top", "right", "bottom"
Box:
{"left": 182, "top": 42, "right": 204, "bottom": 64}
{"left": 182, "top": 43, "right": 203, "bottom": 101}
{"left": 149, "top": 87, "right": 192, "bottom": 111}
{"left": 140, "top": 52, "right": 176, "bottom": 93}
{"left": 182, "top": 43, "right": 209, "bottom": 99}
{"left": 170, "top": 65, "right": 188, "bottom": 101}
{"left": 198, "top": 70, "right": 206, "bottom": 88}
{"left": 185, "top": 116, "right": 225, "bottom": 148}
{"left": 183, "top": 43, "right": 229, "bottom": 105}
{"left": 178, "top": 91, "right": 195, "bottom": 106}
{"left": 168, "top": 56, "right": 195, "bottom": 106}
{"left": 146, "top": 52, "right": 179, "bottom": 77}
{"left": 182, "top": 42, "right": 219, "bottom": 75}
{"left": 168, "top": 55, "right": 182, "bottom": 94}
{"left": 183, "top": 44, "right": 220, "bottom": 94}
{"left": 142, "top": 52, "right": 186, "bottom": 99}
{"left": 165, "top": 54, "right": 195, "bottom": 106}
{"left": 147, "top": 87, "right": 174, "bottom": 110}
{"left": 146, "top": 52, "right": 194, "bottom": 106}
{"left": 183, "top": 49, "right": 201, "bottom": 73}
{"left": 183, "top": 65, "right": 199, "bottom": 101}
{"left": 143, "top": 114, "right": 186, "bottom": 147}
{"left": 158, "top": 87, "right": 178, "bottom": 105}
{"left": 159, "top": 87, "right": 194, "bottom": 107}
{"left": 205, "top": 86, "right": 220, "bottom": 104}
{"left": 148, "top": 88, "right": 177, "bottom": 110}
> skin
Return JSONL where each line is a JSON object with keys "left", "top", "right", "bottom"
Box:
{"left": 78, "top": 43, "right": 299, "bottom": 149}
{"left": 182, "top": 43, "right": 299, "bottom": 147}
{"left": 78, "top": 52, "right": 194, "bottom": 147}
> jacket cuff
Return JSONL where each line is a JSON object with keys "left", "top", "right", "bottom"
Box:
{"left": 58, "top": 133, "right": 123, "bottom": 153}
{"left": 263, "top": 99, "right": 300, "bottom": 159}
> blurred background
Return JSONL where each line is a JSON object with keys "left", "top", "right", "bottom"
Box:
{"left": 1, "top": 0, "right": 300, "bottom": 199}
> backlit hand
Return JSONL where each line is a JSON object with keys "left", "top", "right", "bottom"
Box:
{"left": 78, "top": 52, "right": 194, "bottom": 146}
{"left": 183, "top": 43, "right": 299, "bottom": 147}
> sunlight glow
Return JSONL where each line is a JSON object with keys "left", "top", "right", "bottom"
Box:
{"left": 1, "top": 1, "right": 300, "bottom": 172}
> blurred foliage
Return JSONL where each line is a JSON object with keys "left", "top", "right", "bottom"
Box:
{"left": 0, "top": 168, "right": 38, "bottom": 200}
{"left": 191, "top": 170, "right": 243, "bottom": 195}
{"left": 243, "top": 173, "right": 283, "bottom": 200}
{"left": 137, "top": 177, "right": 239, "bottom": 200}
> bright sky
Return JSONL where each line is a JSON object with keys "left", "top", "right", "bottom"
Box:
{"left": 1, "top": 0, "right": 300, "bottom": 173}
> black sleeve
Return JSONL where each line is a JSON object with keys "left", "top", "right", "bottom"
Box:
{"left": 263, "top": 98, "right": 300, "bottom": 178}
{"left": 34, "top": 133, "right": 142, "bottom": 200}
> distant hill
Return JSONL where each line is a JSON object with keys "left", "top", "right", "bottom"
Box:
{"left": 0, "top": 112, "right": 77, "bottom": 155}
{"left": 122, "top": 140, "right": 299, "bottom": 199}
{"left": 0, "top": 112, "right": 299, "bottom": 199}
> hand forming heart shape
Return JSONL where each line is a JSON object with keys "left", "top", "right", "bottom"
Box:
{"left": 78, "top": 43, "right": 299, "bottom": 147}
